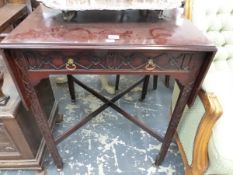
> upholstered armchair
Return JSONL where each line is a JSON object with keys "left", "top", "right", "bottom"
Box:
{"left": 172, "top": 0, "right": 233, "bottom": 174}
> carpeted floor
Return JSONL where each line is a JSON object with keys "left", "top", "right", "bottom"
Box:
{"left": 0, "top": 75, "right": 184, "bottom": 175}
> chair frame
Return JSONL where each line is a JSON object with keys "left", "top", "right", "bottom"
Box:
{"left": 175, "top": 1, "right": 223, "bottom": 174}
{"left": 175, "top": 90, "right": 222, "bottom": 175}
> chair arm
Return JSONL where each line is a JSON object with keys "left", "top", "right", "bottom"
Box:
{"left": 173, "top": 86, "right": 222, "bottom": 175}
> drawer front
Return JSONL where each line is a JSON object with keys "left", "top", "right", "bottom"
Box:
{"left": 21, "top": 50, "right": 195, "bottom": 72}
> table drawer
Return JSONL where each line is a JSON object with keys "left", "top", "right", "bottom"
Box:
{"left": 21, "top": 50, "right": 195, "bottom": 72}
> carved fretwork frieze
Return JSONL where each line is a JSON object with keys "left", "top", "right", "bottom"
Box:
{"left": 12, "top": 52, "right": 34, "bottom": 107}
{"left": 20, "top": 50, "right": 194, "bottom": 72}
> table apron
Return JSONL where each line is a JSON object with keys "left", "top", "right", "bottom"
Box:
{"left": 20, "top": 50, "right": 199, "bottom": 73}
{"left": 5, "top": 49, "right": 209, "bottom": 109}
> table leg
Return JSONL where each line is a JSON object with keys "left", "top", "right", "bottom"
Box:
{"left": 29, "top": 88, "right": 63, "bottom": 169}
{"left": 155, "top": 83, "right": 192, "bottom": 165}
{"left": 4, "top": 52, "right": 63, "bottom": 170}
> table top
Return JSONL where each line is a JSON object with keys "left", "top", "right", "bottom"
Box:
{"left": 0, "top": 6, "right": 215, "bottom": 51}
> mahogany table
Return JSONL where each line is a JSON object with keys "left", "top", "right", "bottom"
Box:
{"left": 0, "top": 7, "right": 216, "bottom": 169}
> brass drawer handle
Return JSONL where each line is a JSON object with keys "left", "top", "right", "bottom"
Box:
{"left": 66, "top": 58, "right": 76, "bottom": 70}
{"left": 145, "top": 59, "right": 156, "bottom": 71}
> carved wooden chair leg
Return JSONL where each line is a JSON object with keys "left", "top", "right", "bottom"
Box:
{"left": 67, "top": 74, "right": 76, "bottom": 103}
{"left": 140, "top": 75, "right": 150, "bottom": 101}
{"left": 115, "top": 75, "right": 158, "bottom": 99}
{"left": 153, "top": 75, "right": 158, "bottom": 90}
{"left": 115, "top": 75, "right": 120, "bottom": 91}
{"left": 175, "top": 90, "right": 223, "bottom": 175}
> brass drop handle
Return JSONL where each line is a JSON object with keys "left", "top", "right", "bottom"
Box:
{"left": 145, "top": 59, "right": 156, "bottom": 71}
{"left": 66, "top": 58, "right": 76, "bottom": 70}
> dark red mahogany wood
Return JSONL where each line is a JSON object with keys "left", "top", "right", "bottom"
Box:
{"left": 0, "top": 6, "right": 216, "bottom": 169}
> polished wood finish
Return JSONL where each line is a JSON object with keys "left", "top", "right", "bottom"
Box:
{"left": 176, "top": 90, "right": 222, "bottom": 175}
{"left": 0, "top": 6, "right": 216, "bottom": 169}
{"left": 0, "top": 3, "right": 27, "bottom": 33}
{"left": 1, "top": 7, "right": 212, "bottom": 49}
{"left": 185, "top": 0, "right": 193, "bottom": 20}
{"left": 190, "top": 91, "right": 222, "bottom": 175}
{"left": 175, "top": 132, "right": 190, "bottom": 172}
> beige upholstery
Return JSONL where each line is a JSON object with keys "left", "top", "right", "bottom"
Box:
{"left": 172, "top": 0, "right": 233, "bottom": 174}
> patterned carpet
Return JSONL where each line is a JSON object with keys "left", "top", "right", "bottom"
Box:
{"left": 0, "top": 75, "right": 184, "bottom": 175}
